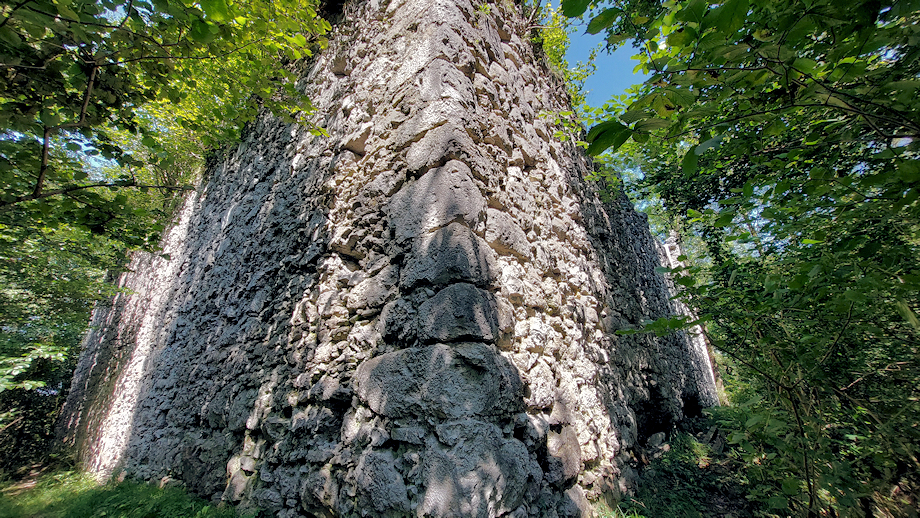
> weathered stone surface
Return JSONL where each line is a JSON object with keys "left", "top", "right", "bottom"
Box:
{"left": 486, "top": 208, "right": 531, "bottom": 259}
{"left": 354, "top": 450, "right": 411, "bottom": 513}
{"left": 546, "top": 426, "right": 583, "bottom": 488}
{"left": 353, "top": 343, "right": 522, "bottom": 419}
{"left": 59, "top": 0, "right": 719, "bottom": 515}
{"left": 387, "top": 160, "right": 485, "bottom": 243}
{"left": 402, "top": 222, "right": 496, "bottom": 289}
{"left": 418, "top": 283, "right": 501, "bottom": 343}
{"left": 420, "top": 423, "right": 536, "bottom": 518}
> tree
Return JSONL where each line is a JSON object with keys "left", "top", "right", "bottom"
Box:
{"left": 0, "top": 0, "right": 329, "bottom": 472}
{"left": 562, "top": 0, "right": 920, "bottom": 514}
{"left": 1, "top": 0, "right": 329, "bottom": 239}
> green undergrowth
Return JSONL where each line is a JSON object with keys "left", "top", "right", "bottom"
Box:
{"left": 599, "top": 418, "right": 755, "bottom": 518}
{"left": 0, "top": 470, "right": 251, "bottom": 518}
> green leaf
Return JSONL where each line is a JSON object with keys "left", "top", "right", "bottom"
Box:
{"left": 681, "top": 148, "right": 698, "bottom": 175}
{"left": 715, "top": 0, "right": 749, "bottom": 35}
{"left": 0, "top": 26, "right": 23, "bottom": 46}
{"left": 667, "top": 26, "right": 698, "bottom": 47}
{"left": 714, "top": 211, "right": 734, "bottom": 227}
{"left": 844, "top": 290, "right": 867, "bottom": 303}
{"left": 587, "top": 8, "right": 621, "bottom": 34}
{"left": 586, "top": 124, "right": 633, "bottom": 155}
{"left": 190, "top": 19, "right": 217, "bottom": 43}
{"left": 896, "top": 160, "right": 920, "bottom": 182}
{"left": 633, "top": 118, "right": 672, "bottom": 132}
{"left": 56, "top": 2, "right": 80, "bottom": 19}
{"left": 675, "top": 0, "right": 707, "bottom": 23}
{"left": 606, "top": 32, "right": 630, "bottom": 46}
{"left": 587, "top": 120, "right": 628, "bottom": 142}
{"left": 561, "top": 0, "right": 591, "bottom": 18}
{"left": 896, "top": 299, "right": 920, "bottom": 331}
{"left": 695, "top": 135, "right": 723, "bottom": 154}
{"left": 200, "top": 0, "right": 231, "bottom": 22}
{"left": 767, "top": 496, "right": 788, "bottom": 509}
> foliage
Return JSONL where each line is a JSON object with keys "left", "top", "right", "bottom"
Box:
{"left": 0, "top": 470, "right": 252, "bottom": 518}
{"left": 0, "top": 0, "right": 330, "bottom": 474}
{"left": 535, "top": 3, "right": 596, "bottom": 108}
{"left": 614, "top": 423, "right": 754, "bottom": 518}
{"left": 571, "top": 0, "right": 920, "bottom": 159}
{"left": 560, "top": 0, "right": 920, "bottom": 514}
{"left": 594, "top": 501, "right": 647, "bottom": 518}
{"left": 0, "top": 224, "right": 128, "bottom": 473}
{"left": 0, "top": 0, "right": 329, "bottom": 238}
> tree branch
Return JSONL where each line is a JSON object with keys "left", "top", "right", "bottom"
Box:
{"left": 98, "top": 38, "right": 268, "bottom": 67}
{"left": 2, "top": 181, "right": 194, "bottom": 211}
{"left": 33, "top": 126, "right": 51, "bottom": 199}
{"left": 118, "top": 0, "right": 134, "bottom": 29}
{"left": 0, "top": 0, "right": 34, "bottom": 29}
{"left": 525, "top": 0, "right": 542, "bottom": 28}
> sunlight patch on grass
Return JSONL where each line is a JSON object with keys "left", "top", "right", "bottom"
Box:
{"left": 0, "top": 470, "right": 248, "bottom": 518}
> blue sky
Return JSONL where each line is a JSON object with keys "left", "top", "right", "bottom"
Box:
{"left": 564, "top": 30, "right": 650, "bottom": 108}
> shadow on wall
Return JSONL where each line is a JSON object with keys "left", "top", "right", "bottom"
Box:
{"left": 583, "top": 189, "right": 709, "bottom": 449}
{"left": 327, "top": 155, "right": 588, "bottom": 516}
{"left": 59, "top": 115, "right": 335, "bottom": 495}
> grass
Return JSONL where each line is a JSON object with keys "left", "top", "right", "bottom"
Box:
{"left": 0, "top": 470, "right": 250, "bottom": 518}
{"left": 595, "top": 499, "right": 649, "bottom": 518}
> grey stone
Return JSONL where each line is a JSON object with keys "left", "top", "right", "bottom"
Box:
{"left": 353, "top": 343, "right": 522, "bottom": 419}
{"left": 354, "top": 450, "right": 410, "bottom": 513}
{"left": 301, "top": 465, "right": 338, "bottom": 512}
{"left": 391, "top": 426, "right": 427, "bottom": 444}
{"left": 405, "top": 123, "right": 479, "bottom": 173}
{"left": 386, "top": 160, "right": 486, "bottom": 242}
{"left": 418, "top": 283, "right": 501, "bottom": 343}
{"left": 486, "top": 208, "right": 531, "bottom": 258}
{"left": 401, "top": 222, "right": 496, "bottom": 289}
{"left": 420, "top": 426, "right": 535, "bottom": 517}
{"left": 559, "top": 485, "right": 591, "bottom": 518}
{"left": 546, "top": 426, "right": 582, "bottom": 488}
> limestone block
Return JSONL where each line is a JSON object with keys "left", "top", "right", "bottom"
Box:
{"left": 353, "top": 343, "right": 522, "bottom": 419}
{"left": 418, "top": 283, "right": 501, "bottom": 342}
{"left": 386, "top": 160, "right": 485, "bottom": 242}
{"left": 301, "top": 465, "right": 338, "bottom": 512}
{"left": 354, "top": 450, "right": 410, "bottom": 513}
{"left": 545, "top": 426, "right": 583, "bottom": 488}
{"left": 394, "top": 98, "right": 470, "bottom": 150}
{"left": 559, "top": 484, "right": 591, "bottom": 518}
{"left": 485, "top": 208, "right": 531, "bottom": 258}
{"left": 345, "top": 264, "right": 399, "bottom": 310}
{"left": 405, "top": 123, "right": 478, "bottom": 173}
{"left": 401, "top": 222, "right": 496, "bottom": 288}
{"left": 420, "top": 423, "right": 535, "bottom": 517}
{"left": 525, "top": 360, "right": 555, "bottom": 409}
{"left": 418, "top": 58, "right": 476, "bottom": 105}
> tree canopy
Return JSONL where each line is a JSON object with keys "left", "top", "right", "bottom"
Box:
{"left": 0, "top": 0, "right": 329, "bottom": 466}
{"left": 1, "top": 0, "right": 329, "bottom": 240}
{"left": 562, "top": 0, "right": 920, "bottom": 513}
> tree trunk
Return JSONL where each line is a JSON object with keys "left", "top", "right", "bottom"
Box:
{"left": 59, "top": 0, "right": 718, "bottom": 515}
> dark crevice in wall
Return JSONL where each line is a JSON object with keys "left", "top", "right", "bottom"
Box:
{"left": 633, "top": 397, "right": 675, "bottom": 446}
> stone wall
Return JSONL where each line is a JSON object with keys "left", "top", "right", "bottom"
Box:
{"left": 59, "top": 0, "right": 718, "bottom": 515}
